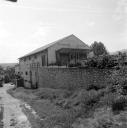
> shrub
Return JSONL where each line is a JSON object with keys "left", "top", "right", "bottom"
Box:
{"left": 111, "top": 96, "right": 127, "bottom": 113}
{"left": 44, "top": 110, "right": 76, "bottom": 128}
{"left": 97, "top": 55, "right": 116, "bottom": 69}
{"left": 87, "top": 84, "right": 105, "bottom": 91}
{"left": 86, "top": 58, "right": 98, "bottom": 67}
{"left": 63, "top": 89, "right": 105, "bottom": 115}
{"left": 34, "top": 88, "right": 70, "bottom": 101}
{"left": 108, "top": 68, "right": 127, "bottom": 95}
{"left": 99, "top": 92, "right": 117, "bottom": 107}
{"left": 4, "top": 75, "right": 10, "bottom": 83}
{"left": 86, "top": 55, "right": 116, "bottom": 69}
{"left": 95, "top": 118, "right": 114, "bottom": 128}
{"left": 68, "top": 62, "right": 82, "bottom": 67}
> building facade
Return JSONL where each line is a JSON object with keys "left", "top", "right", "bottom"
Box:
{"left": 15, "top": 64, "right": 20, "bottom": 75}
{"left": 19, "top": 34, "right": 90, "bottom": 88}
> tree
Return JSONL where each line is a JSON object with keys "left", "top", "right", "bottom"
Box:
{"left": 90, "top": 41, "right": 108, "bottom": 56}
{"left": 118, "top": 52, "right": 126, "bottom": 66}
{"left": 4, "top": 67, "right": 15, "bottom": 83}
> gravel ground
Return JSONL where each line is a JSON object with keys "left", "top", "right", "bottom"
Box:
{"left": 0, "top": 84, "right": 31, "bottom": 128}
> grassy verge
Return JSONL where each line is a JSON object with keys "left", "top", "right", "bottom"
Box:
{"left": 8, "top": 86, "right": 112, "bottom": 128}
{"left": 8, "top": 87, "right": 77, "bottom": 128}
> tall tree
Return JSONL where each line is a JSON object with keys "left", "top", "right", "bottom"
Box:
{"left": 91, "top": 41, "right": 108, "bottom": 56}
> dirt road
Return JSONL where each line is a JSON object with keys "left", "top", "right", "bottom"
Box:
{"left": 0, "top": 84, "right": 31, "bottom": 128}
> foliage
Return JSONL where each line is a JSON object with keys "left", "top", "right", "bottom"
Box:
{"left": 4, "top": 75, "right": 10, "bottom": 83}
{"left": 62, "top": 89, "right": 105, "bottom": 115}
{"left": 86, "top": 55, "right": 116, "bottom": 69}
{"left": 34, "top": 88, "right": 71, "bottom": 101}
{"left": 108, "top": 67, "right": 127, "bottom": 95}
{"left": 86, "top": 57, "right": 98, "bottom": 67}
{"left": 99, "top": 55, "right": 116, "bottom": 68}
{"left": 99, "top": 92, "right": 117, "bottom": 107}
{"left": 111, "top": 96, "right": 127, "bottom": 113}
{"left": 106, "top": 67, "right": 127, "bottom": 113}
{"left": 44, "top": 110, "right": 76, "bottom": 128}
{"left": 68, "top": 62, "right": 82, "bottom": 67}
{"left": 95, "top": 118, "right": 115, "bottom": 128}
{"left": 118, "top": 52, "right": 127, "bottom": 66}
{"left": 4, "top": 67, "right": 15, "bottom": 82}
{"left": 87, "top": 84, "right": 103, "bottom": 91}
{"left": 90, "top": 41, "right": 108, "bottom": 56}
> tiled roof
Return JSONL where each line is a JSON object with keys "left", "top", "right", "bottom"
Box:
{"left": 19, "top": 34, "right": 90, "bottom": 59}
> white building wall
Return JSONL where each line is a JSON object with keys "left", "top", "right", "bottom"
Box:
{"left": 48, "top": 35, "right": 89, "bottom": 64}
{"left": 19, "top": 50, "right": 48, "bottom": 88}
{"left": 15, "top": 65, "right": 20, "bottom": 74}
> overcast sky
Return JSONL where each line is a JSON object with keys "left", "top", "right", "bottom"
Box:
{"left": 0, "top": 0, "right": 127, "bottom": 63}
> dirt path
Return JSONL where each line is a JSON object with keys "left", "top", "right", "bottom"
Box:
{"left": 0, "top": 84, "right": 31, "bottom": 128}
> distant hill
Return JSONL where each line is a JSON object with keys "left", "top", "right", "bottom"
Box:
{"left": 0, "top": 63, "right": 17, "bottom": 69}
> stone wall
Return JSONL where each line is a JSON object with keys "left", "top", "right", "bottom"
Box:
{"left": 31, "top": 67, "right": 112, "bottom": 90}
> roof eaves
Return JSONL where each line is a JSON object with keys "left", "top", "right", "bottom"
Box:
{"left": 19, "top": 34, "right": 73, "bottom": 59}
{"left": 19, "top": 34, "right": 89, "bottom": 59}
{"left": 19, "top": 48, "right": 48, "bottom": 59}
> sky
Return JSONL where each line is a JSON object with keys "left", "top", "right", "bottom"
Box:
{"left": 0, "top": 0, "right": 127, "bottom": 63}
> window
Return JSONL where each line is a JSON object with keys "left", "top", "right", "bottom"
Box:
{"left": 29, "top": 56, "right": 31, "bottom": 60}
{"left": 25, "top": 71, "right": 28, "bottom": 75}
{"left": 34, "top": 55, "right": 37, "bottom": 59}
{"left": 42, "top": 55, "right": 46, "bottom": 66}
{"left": 24, "top": 58, "right": 26, "bottom": 62}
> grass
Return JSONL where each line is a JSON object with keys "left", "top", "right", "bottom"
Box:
{"left": 8, "top": 87, "right": 75, "bottom": 128}
{"left": 8, "top": 87, "right": 109, "bottom": 128}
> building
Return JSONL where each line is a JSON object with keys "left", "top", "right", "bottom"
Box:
{"left": 15, "top": 64, "right": 20, "bottom": 75}
{"left": 19, "top": 34, "right": 90, "bottom": 88}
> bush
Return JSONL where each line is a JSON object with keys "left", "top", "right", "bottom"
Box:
{"left": 111, "top": 96, "right": 127, "bottom": 113}
{"left": 62, "top": 89, "right": 105, "bottom": 115}
{"left": 4, "top": 75, "right": 10, "bottom": 83}
{"left": 86, "top": 58, "right": 98, "bottom": 67}
{"left": 44, "top": 110, "right": 76, "bottom": 128}
{"left": 108, "top": 68, "right": 127, "bottom": 95}
{"left": 84, "top": 90, "right": 105, "bottom": 106}
{"left": 86, "top": 55, "right": 116, "bottom": 69}
{"left": 34, "top": 88, "right": 70, "bottom": 101}
{"left": 68, "top": 62, "right": 82, "bottom": 67}
{"left": 87, "top": 84, "right": 105, "bottom": 91}
{"left": 99, "top": 92, "right": 117, "bottom": 107}
{"left": 97, "top": 55, "right": 116, "bottom": 69}
{"left": 96, "top": 118, "right": 114, "bottom": 128}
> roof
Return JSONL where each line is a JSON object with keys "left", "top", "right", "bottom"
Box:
{"left": 19, "top": 34, "right": 90, "bottom": 59}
